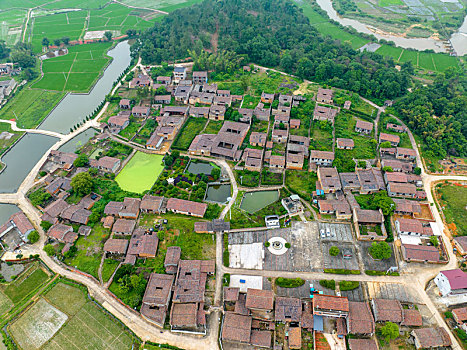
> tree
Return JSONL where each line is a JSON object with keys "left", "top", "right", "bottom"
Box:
{"left": 372, "top": 191, "right": 395, "bottom": 216}
{"left": 414, "top": 167, "right": 422, "bottom": 175}
{"left": 71, "top": 172, "right": 94, "bottom": 196}
{"left": 369, "top": 241, "right": 392, "bottom": 260}
{"left": 381, "top": 322, "right": 399, "bottom": 342}
{"left": 126, "top": 29, "right": 137, "bottom": 37}
{"left": 29, "top": 188, "right": 51, "bottom": 207}
{"left": 0, "top": 40, "right": 10, "bottom": 59}
{"left": 41, "top": 37, "right": 50, "bottom": 48}
{"left": 28, "top": 231, "right": 40, "bottom": 244}
{"left": 73, "top": 154, "right": 89, "bottom": 167}
{"left": 329, "top": 246, "right": 340, "bottom": 256}
{"left": 44, "top": 244, "right": 55, "bottom": 256}
{"left": 10, "top": 50, "right": 36, "bottom": 68}
{"left": 53, "top": 39, "right": 61, "bottom": 46}
{"left": 40, "top": 220, "right": 52, "bottom": 231}
{"left": 380, "top": 141, "right": 392, "bottom": 148}
{"left": 21, "top": 68, "right": 38, "bottom": 81}
{"left": 382, "top": 166, "right": 393, "bottom": 172}
{"left": 104, "top": 31, "right": 113, "bottom": 41}
{"left": 61, "top": 36, "right": 70, "bottom": 45}
{"left": 211, "top": 167, "right": 221, "bottom": 180}
{"left": 430, "top": 236, "right": 439, "bottom": 247}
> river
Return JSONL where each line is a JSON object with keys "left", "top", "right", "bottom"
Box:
{"left": 0, "top": 41, "right": 131, "bottom": 195}
{"left": 315, "top": 0, "right": 467, "bottom": 55}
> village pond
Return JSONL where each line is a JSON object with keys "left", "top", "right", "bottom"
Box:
{"left": 205, "top": 183, "right": 231, "bottom": 203}
{"left": 58, "top": 128, "right": 98, "bottom": 153}
{"left": 115, "top": 152, "right": 165, "bottom": 194}
{"left": 240, "top": 190, "right": 280, "bottom": 214}
{"left": 186, "top": 161, "right": 214, "bottom": 175}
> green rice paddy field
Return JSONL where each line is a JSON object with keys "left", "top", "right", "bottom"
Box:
{"left": 33, "top": 42, "right": 112, "bottom": 92}
{"left": 116, "top": 152, "right": 164, "bottom": 193}
{"left": 28, "top": 3, "right": 161, "bottom": 53}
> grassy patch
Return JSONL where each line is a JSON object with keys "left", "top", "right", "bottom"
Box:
{"left": 101, "top": 259, "right": 120, "bottom": 283}
{"left": 0, "top": 123, "right": 22, "bottom": 156}
{"left": 438, "top": 184, "right": 467, "bottom": 236}
{"left": 310, "top": 121, "right": 333, "bottom": 151}
{"left": 172, "top": 117, "right": 206, "bottom": 150}
{"left": 64, "top": 223, "right": 110, "bottom": 279}
{"left": 115, "top": 152, "right": 164, "bottom": 194}
{"left": 234, "top": 169, "right": 260, "bottom": 187}
{"left": 285, "top": 170, "right": 317, "bottom": 202}
{"left": 204, "top": 120, "right": 223, "bottom": 134}
{"left": 0, "top": 88, "right": 65, "bottom": 129}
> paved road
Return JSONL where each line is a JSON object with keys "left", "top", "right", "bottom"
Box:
{"left": 0, "top": 119, "right": 66, "bottom": 139}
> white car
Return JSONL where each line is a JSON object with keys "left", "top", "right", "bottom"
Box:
{"left": 320, "top": 229, "right": 326, "bottom": 238}
{"left": 326, "top": 228, "right": 331, "bottom": 237}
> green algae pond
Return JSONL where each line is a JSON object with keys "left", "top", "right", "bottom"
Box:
{"left": 115, "top": 152, "right": 164, "bottom": 193}
{"left": 240, "top": 190, "right": 280, "bottom": 214}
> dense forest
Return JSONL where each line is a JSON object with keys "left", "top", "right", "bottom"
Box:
{"left": 132, "top": 0, "right": 412, "bottom": 100}
{"left": 394, "top": 69, "right": 467, "bottom": 159}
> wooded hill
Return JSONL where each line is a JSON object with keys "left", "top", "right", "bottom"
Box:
{"left": 132, "top": 0, "right": 411, "bottom": 100}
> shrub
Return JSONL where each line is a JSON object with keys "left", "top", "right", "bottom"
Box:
{"left": 40, "top": 220, "right": 52, "bottom": 231}
{"left": 275, "top": 277, "right": 305, "bottom": 288}
{"left": 27, "top": 230, "right": 40, "bottom": 244}
{"left": 329, "top": 246, "right": 340, "bottom": 256}
{"left": 339, "top": 281, "right": 359, "bottom": 291}
{"left": 456, "top": 328, "right": 467, "bottom": 342}
{"left": 223, "top": 273, "right": 230, "bottom": 287}
{"left": 324, "top": 268, "right": 361, "bottom": 275}
{"left": 369, "top": 241, "right": 392, "bottom": 260}
{"left": 265, "top": 241, "right": 270, "bottom": 247}
{"left": 381, "top": 322, "right": 399, "bottom": 342}
{"left": 44, "top": 244, "right": 56, "bottom": 256}
{"left": 319, "top": 279, "right": 336, "bottom": 290}
{"left": 285, "top": 242, "right": 291, "bottom": 248}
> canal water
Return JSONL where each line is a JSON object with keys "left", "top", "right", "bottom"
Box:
{"left": 240, "top": 190, "right": 280, "bottom": 214}
{"left": 0, "top": 134, "right": 58, "bottom": 193}
{"left": 205, "top": 184, "right": 231, "bottom": 203}
{"left": 39, "top": 41, "right": 131, "bottom": 134}
{"left": 58, "top": 128, "right": 97, "bottom": 153}
{"left": 0, "top": 203, "right": 19, "bottom": 224}
{"left": 315, "top": 0, "right": 467, "bottom": 54}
